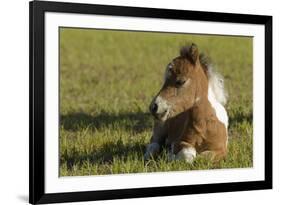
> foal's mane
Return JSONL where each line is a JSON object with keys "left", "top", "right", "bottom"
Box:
{"left": 199, "top": 53, "right": 212, "bottom": 76}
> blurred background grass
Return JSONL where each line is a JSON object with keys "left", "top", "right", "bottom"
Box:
{"left": 59, "top": 28, "right": 253, "bottom": 176}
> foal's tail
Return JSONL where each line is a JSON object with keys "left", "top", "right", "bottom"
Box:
{"left": 207, "top": 67, "right": 228, "bottom": 106}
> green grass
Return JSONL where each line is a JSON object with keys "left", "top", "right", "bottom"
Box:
{"left": 59, "top": 28, "right": 253, "bottom": 176}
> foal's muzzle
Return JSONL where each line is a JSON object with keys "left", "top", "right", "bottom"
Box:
{"left": 149, "top": 96, "right": 170, "bottom": 121}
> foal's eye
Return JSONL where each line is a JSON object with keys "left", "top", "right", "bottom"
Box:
{"left": 175, "top": 79, "right": 186, "bottom": 88}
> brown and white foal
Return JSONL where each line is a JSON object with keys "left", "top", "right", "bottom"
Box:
{"left": 144, "top": 44, "right": 228, "bottom": 163}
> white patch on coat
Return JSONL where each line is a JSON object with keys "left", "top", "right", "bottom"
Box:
{"left": 208, "top": 87, "right": 229, "bottom": 128}
{"left": 207, "top": 66, "right": 229, "bottom": 147}
{"left": 175, "top": 147, "right": 196, "bottom": 163}
{"left": 207, "top": 66, "right": 228, "bottom": 128}
{"left": 207, "top": 67, "right": 228, "bottom": 106}
{"left": 144, "top": 142, "right": 160, "bottom": 160}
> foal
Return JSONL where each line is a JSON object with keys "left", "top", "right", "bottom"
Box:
{"left": 144, "top": 44, "right": 228, "bottom": 163}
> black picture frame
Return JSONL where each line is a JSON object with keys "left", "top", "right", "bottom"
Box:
{"left": 29, "top": 0, "right": 272, "bottom": 204}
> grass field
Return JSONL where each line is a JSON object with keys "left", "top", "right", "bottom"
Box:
{"left": 59, "top": 28, "right": 253, "bottom": 176}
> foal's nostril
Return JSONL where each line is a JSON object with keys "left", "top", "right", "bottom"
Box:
{"left": 151, "top": 103, "right": 158, "bottom": 114}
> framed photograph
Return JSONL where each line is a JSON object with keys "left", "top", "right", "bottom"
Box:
{"left": 29, "top": 0, "right": 272, "bottom": 204}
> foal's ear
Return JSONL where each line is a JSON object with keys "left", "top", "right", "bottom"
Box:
{"left": 188, "top": 43, "right": 199, "bottom": 64}
{"left": 180, "top": 43, "right": 199, "bottom": 65}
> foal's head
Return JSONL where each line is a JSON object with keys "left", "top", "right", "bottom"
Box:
{"left": 149, "top": 43, "right": 208, "bottom": 121}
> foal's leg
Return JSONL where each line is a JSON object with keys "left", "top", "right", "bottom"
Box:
{"left": 144, "top": 120, "right": 167, "bottom": 161}
{"left": 171, "top": 116, "right": 206, "bottom": 163}
{"left": 200, "top": 120, "right": 228, "bottom": 162}
{"left": 172, "top": 141, "right": 197, "bottom": 163}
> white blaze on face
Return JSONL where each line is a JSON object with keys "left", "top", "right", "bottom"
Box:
{"left": 154, "top": 96, "right": 170, "bottom": 115}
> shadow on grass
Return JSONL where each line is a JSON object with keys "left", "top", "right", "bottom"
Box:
{"left": 61, "top": 139, "right": 146, "bottom": 169}
{"left": 60, "top": 111, "right": 152, "bottom": 133}
{"left": 60, "top": 111, "right": 152, "bottom": 172}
